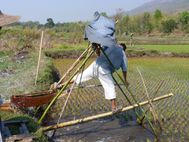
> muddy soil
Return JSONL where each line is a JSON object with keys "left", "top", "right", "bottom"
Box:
{"left": 46, "top": 116, "right": 154, "bottom": 142}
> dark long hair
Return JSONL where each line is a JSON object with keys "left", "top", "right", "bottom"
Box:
{"left": 119, "top": 43, "right": 127, "bottom": 51}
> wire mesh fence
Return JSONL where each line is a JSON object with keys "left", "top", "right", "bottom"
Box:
{"left": 49, "top": 58, "right": 189, "bottom": 141}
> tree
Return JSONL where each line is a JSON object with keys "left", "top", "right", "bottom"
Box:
{"left": 141, "top": 12, "right": 153, "bottom": 33}
{"left": 161, "top": 19, "right": 177, "bottom": 33}
{"left": 154, "top": 9, "right": 162, "bottom": 21}
{"left": 121, "top": 15, "right": 130, "bottom": 34}
{"left": 23, "top": 21, "right": 40, "bottom": 28}
{"left": 179, "top": 11, "right": 189, "bottom": 31}
{"left": 45, "top": 18, "right": 55, "bottom": 28}
{"left": 154, "top": 9, "right": 163, "bottom": 29}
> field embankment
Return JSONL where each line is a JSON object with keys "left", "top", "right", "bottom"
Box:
{"left": 0, "top": 50, "right": 54, "bottom": 141}
{"left": 44, "top": 44, "right": 189, "bottom": 58}
{"left": 0, "top": 50, "right": 58, "bottom": 100}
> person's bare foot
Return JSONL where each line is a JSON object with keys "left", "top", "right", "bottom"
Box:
{"left": 112, "top": 106, "right": 123, "bottom": 114}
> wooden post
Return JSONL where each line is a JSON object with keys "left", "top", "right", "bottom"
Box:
{"left": 35, "top": 31, "right": 44, "bottom": 85}
{"left": 42, "top": 93, "right": 174, "bottom": 132}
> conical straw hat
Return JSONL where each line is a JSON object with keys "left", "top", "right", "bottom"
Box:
{"left": 0, "top": 10, "right": 20, "bottom": 27}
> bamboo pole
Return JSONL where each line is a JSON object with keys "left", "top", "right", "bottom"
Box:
{"left": 51, "top": 46, "right": 92, "bottom": 137}
{"left": 99, "top": 46, "right": 158, "bottom": 135}
{"left": 52, "top": 76, "right": 78, "bottom": 137}
{"left": 38, "top": 48, "right": 94, "bottom": 124}
{"left": 42, "top": 93, "right": 174, "bottom": 132}
{"left": 139, "top": 80, "right": 164, "bottom": 123}
{"left": 35, "top": 31, "right": 44, "bottom": 85}
{"left": 137, "top": 68, "right": 160, "bottom": 122}
{"left": 137, "top": 68, "right": 162, "bottom": 135}
{"left": 57, "top": 47, "right": 90, "bottom": 85}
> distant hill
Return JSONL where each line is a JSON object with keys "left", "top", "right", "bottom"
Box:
{"left": 127, "top": 0, "right": 189, "bottom": 15}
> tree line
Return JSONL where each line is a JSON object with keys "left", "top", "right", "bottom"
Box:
{"left": 115, "top": 9, "right": 189, "bottom": 35}
{"left": 13, "top": 9, "right": 189, "bottom": 35}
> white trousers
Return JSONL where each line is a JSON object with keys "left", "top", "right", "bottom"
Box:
{"left": 74, "top": 62, "right": 116, "bottom": 100}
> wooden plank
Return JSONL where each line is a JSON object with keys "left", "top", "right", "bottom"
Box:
{"left": 42, "top": 93, "right": 174, "bottom": 132}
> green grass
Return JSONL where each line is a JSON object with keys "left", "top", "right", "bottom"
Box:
{"left": 0, "top": 51, "right": 52, "bottom": 141}
{"left": 0, "top": 51, "right": 13, "bottom": 69}
{"left": 128, "top": 57, "right": 189, "bottom": 80}
{"left": 54, "top": 42, "right": 88, "bottom": 51}
{"left": 46, "top": 44, "right": 189, "bottom": 59}
{"left": 0, "top": 51, "right": 12, "bottom": 57}
{"left": 135, "top": 45, "right": 189, "bottom": 53}
{"left": 0, "top": 51, "right": 55, "bottom": 99}
{"left": 54, "top": 57, "right": 189, "bottom": 82}
{"left": 0, "top": 111, "right": 39, "bottom": 133}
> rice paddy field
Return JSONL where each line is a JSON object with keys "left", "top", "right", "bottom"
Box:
{"left": 49, "top": 57, "right": 189, "bottom": 141}
{"left": 135, "top": 45, "right": 189, "bottom": 53}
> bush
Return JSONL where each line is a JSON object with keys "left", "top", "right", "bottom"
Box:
{"left": 161, "top": 19, "right": 177, "bottom": 33}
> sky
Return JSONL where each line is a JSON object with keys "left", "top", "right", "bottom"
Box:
{"left": 1, "top": 0, "right": 152, "bottom": 24}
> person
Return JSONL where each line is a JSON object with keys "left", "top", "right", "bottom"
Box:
{"left": 119, "top": 43, "right": 128, "bottom": 86}
{"left": 53, "top": 43, "right": 128, "bottom": 112}
{"left": 69, "top": 42, "right": 129, "bottom": 113}
{"left": 53, "top": 12, "right": 129, "bottom": 113}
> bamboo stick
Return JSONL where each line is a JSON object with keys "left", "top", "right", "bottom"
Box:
{"left": 42, "top": 93, "right": 174, "bottom": 132}
{"left": 38, "top": 49, "right": 94, "bottom": 124}
{"left": 57, "top": 47, "right": 90, "bottom": 85}
{"left": 35, "top": 31, "right": 44, "bottom": 85}
{"left": 137, "top": 68, "right": 162, "bottom": 135}
{"left": 51, "top": 48, "right": 92, "bottom": 137}
{"left": 99, "top": 46, "right": 157, "bottom": 134}
{"left": 137, "top": 68, "right": 160, "bottom": 122}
